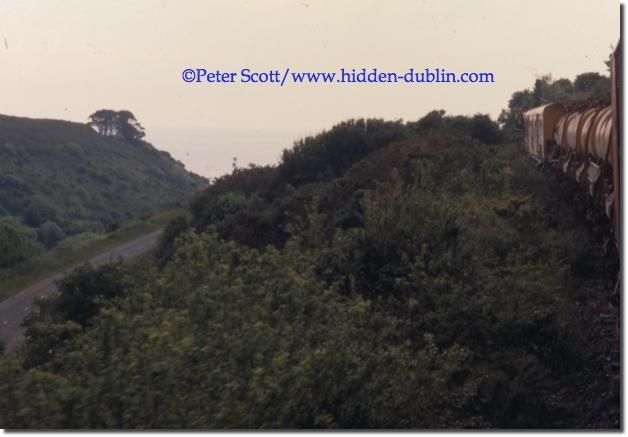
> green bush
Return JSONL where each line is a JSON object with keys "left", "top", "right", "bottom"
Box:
{"left": 36, "top": 221, "right": 66, "bottom": 249}
{"left": 0, "top": 218, "right": 42, "bottom": 267}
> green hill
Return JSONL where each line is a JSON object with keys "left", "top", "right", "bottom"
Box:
{"left": 0, "top": 114, "right": 206, "bottom": 258}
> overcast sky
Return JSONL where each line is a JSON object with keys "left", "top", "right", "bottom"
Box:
{"left": 0, "top": 0, "right": 619, "bottom": 177}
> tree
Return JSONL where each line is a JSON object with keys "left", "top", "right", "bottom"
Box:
{"left": 88, "top": 110, "right": 146, "bottom": 145}
{"left": 573, "top": 72, "right": 610, "bottom": 96}
{"left": 412, "top": 109, "right": 446, "bottom": 131}
{"left": 48, "top": 262, "right": 129, "bottom": 327}
{"left": 87, "top": 109, "right": 118, "bottom": 137}
{"left": 116, "top": 110, "right": 146, "bottom": 144}
{"left": 36, "top": 221, "right": 66, "bottom": 249}
{"left": 154, "top": 214, "right": 190, "bottom": 268}
{"left": 469, "top": 114, "right": 503, "bottom": 144}
{"left": 0, "top": 218, "right": 41, "bottom": 267}
{"left": 21, "top": 198, "right": 56, "bottom": 228}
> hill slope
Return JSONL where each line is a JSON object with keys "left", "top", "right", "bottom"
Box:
{"left": 0, "top": 114, "right": 206, "bottom": 234}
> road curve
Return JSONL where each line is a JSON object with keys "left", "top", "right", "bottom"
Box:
{"left": 0, "top": 230, "right": 162, "bottom": 351}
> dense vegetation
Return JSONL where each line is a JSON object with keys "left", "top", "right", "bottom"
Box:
{"left": 0, "top": 113, "right": 206, "bottom": 271}
{"left": 0, "top": 105, "right": 617, "bottom": 428}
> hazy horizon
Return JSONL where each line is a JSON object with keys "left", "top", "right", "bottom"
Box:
{"left": 1, "top": 0, "right": 619, "bottom": 178}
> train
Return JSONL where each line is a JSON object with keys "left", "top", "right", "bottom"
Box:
{"left": 521, "top": 44, "right": 621, "bottom": 249}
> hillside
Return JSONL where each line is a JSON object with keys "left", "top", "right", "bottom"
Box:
{"left": 0, "top": 112, "right": 207, "bottom": 272}
{"left": 0, "top": 111, "right": 618, "bottom": 428}
{"left": 0, "top": 114, "right": 206, "bottom": 262}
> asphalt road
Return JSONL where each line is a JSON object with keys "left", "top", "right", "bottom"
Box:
{"left": 0, "top": 230, "right": 162, "bottom": 351}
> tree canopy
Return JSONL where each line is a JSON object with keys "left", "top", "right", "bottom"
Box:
{"left": 88, "top": 109, "right": 146, "bottom": 144}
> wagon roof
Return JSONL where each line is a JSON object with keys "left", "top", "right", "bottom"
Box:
{"left": 523, "top": 102, "right": 564, "bottom": 117}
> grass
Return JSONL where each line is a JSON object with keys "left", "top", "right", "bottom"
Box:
{"left": 0, "top": 209, "right": 183, "bottom": 301}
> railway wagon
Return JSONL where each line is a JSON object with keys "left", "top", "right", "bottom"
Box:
{"left": 522, "top": 103, "right": 564, "bottom": 159}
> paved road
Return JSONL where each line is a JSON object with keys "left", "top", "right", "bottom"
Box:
{"left": 0, "top": 230, "right": 162, "bottom": 351}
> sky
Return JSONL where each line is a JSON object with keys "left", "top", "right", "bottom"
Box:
{"left": 0, "top": 0, "right": 619, "bottom": 178}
